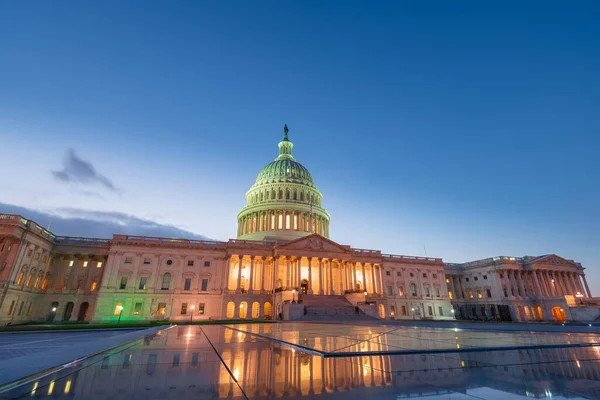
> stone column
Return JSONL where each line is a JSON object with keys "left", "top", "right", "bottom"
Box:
{"left": 237, "top": 255, "right": 243, "bottom": 293}
{"left": 370, "top": 264, "right": 376, "bottom": 294}
{"left": 449, "top": 275, "right": 458, "bottom": 300}
{"left": 285, "top": 256, "right": 291, "bottom": 287}
{"left": 249, "top": 256, "right": 255, "bottom": 293}
{"left": 66, "top": 254, "right": 79, "bottom": 291}
{"left": 531, "top": 270, "right": 542, "bottom": 298}
{"left": 308, "top": 257, "right": 313, "bottom": 294}
{"left": 582, "top": 275, "right": 593, "bottom": 298}
{"left": 573, "top": 273, "right": 585, "bottom": 296}
{"left": 273, "top": 256, "right": 279, "bottom": 290}
{"left": 378, "top": 265, "right": 384, "bottom": 296}
{"left": 318, "top": 258, "right": 324, "bottom": 295}
{"left": 296, "top": 257, "right": 301, "bottom": 290}
{"left": 360, "top": 263, "right": 366, "bottom": 292}
{"left": 567, "top": 273, "right": 578, "bottom": 296}
{"left": 260, "top": 257, "right": 266, "bottom": 292}
{"left": 329, "top": 259, "right": 334, "bottom": 295}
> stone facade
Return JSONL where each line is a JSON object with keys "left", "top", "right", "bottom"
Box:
{"left": 0, "top": 127, "right": 595, "bottom": 324}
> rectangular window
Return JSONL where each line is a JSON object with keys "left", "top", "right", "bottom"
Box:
{"left": 385, "top": 271, "right": 390, "bottom": 276}
{"left": 390, "top": 305, "right": 396, "bottom": 316}
{"left": 477, "top": 290, "right": 483, "bottom": 299}
{"left": 69, "top": 260, "right": 74, "bottom": 267}
{"left": 139, "top": 277, "right": 147, "bottom": 290}
{"left": 201, "top": 279, "right": 208, "bottom": 291}
{"left": 83, "top": 261, "right": 88, "bottom": 267}
{"left": 439, "top": 306, "right": 444, "bottom": 316}
{"left": 428, "top": 306, "right": 433, "bottom": 316}
{"left": 187, "top": 260, "right": 194, "bottom": 266}
{"left": 191, "top": 353, "right": 199, "bottom": 366}
{"left": 483, "top": 275, "right": 488, "bottom": 280}
{"left": 35, "top": 253, "right": 40, "bottom": 260}
{"left": 486, "top": 289, "right": 492, "bottom": 298}
{"left": 436, "top": 288, "right": 440, "bottom": 297}
{"left": 97, "top": 261, "right": 102, "bottom": 268}
{"left": 43, "top": 255, "right": 48, "bottom": 263}
{"left": 425, "top": 287, "right": 430, "bottom": 297}
{"left": 91, "top": 281, "right": 97, "bottom": 291}
{"left": 113, "top": 302, "right": 123, "bottom": 316}
{"left": 397, "top": 271, "right": 401, "bottom": 277}
{"left": 184, "top": 278, "right": 192, "bottom": 291}
{"left": 144, "top": 258, "right": 151, "bottom": 264}
{"left": 449, "top": 291, "right": 454, "bottom": 299}
{"left": 399, "top": 287, "right": 404, "bottom": 296}
{"left": 474, "top": 276, "right": 478, "bottom": 281}
{"left": 173, "top": 353, "right": 180, "bottom": 367}
{"left": 124, "top": 257, "right": 132, "bottom": 264}
{"left": 465, "top": 278, "right": 469, "bottom": 282}
{"left": 120, "top": 277, "right": 128, "bottom": 290}
{"left": 423, "top": 273, "right": 427, "bottom": 278}
{"left": 198, "top": 303, "right": 205, "bottom": 315}
{"left": 134, "top": 302, "right": 142, "bottom": 315}
{"left": 49, "top": 259, "right": 54, "bottom": 266}
{"left": 204, "top": 261, "right": 211, "bottom": 267}
{"left": 27, "top": 249, "right": 33, "bottom": 257}
{"left": 499, "top": 273, "right": 504, "bottom": 279}
{"left": 7, "top": 300, "right": 15, "bottom": 316}
{"left": 401, "top": 305, "right": 407, "bottom": 315}
{"left": 180, "top": 303, "right": 187, "bottom": 315}
{"left": 433, "top": 274, "right": 437, "bottom": 278}
{"left": 468, "top": 290, "right": 474, "bottom": 299}
{"left": 157, "top": 303, "right": 166, "bottom": 316}
{"left": 26, "top": 303, "right": 32, "bottom": 316}
{"left": 387, "top": 286, "right": 393, "bottom": 296}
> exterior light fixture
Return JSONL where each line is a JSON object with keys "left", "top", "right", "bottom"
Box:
{"left": 116, "top": 305, "right": 124, "bottom": 324}
{"left": 190, "top": 305, "right": 195, "bottom": 324}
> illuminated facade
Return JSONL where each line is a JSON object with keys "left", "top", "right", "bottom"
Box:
{"left": 0, "top": 127, "right": 595, "bottom": 325}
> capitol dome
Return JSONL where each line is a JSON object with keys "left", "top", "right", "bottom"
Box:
{"left": 237, "top": 125, "right": 330, "bottom": 241}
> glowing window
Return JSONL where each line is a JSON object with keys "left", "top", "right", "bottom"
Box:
{"left": 41, "top": 276, "right": 48, "bottom": 290}
{"left": 113, "top": 302, "right": 123, "bottom": 315}
{"left": 157, "top": 303, "right": 166, "bottom": 316}
{"left": 468, "top": 290, "right": 474, "bottom": 299}
{"left": 42, "top": 255, "right": 47, "bottom": 263}
{"left": 285, "top": 214, "right": 290, "bottom": 229}
{"left": 35, "top": 253, "right": 40, "bottom": 260}
{"left": 91, "top": 280, "right": 97, "bottom": 291}
{"left": 83, "top": 261, "right": 88, "bottom": 267}
{"left": 69, "top": 260, "right": 74, "bottom": 267}
{"left": 449, "top": 291, "right": 454, "bottom": 299}
{"left": 97, "top": 261, "right": 102, "bottom": 268}
{"left": 34, "top": 275, "right": 41, "bottom": 288}
{"left": 16, "top": 271, "right": 24, "bottom": 285}
{"left": 278, "top": 214, "right": 283, "bottom": 229}
{"left": 477, "top": 290, "right": 483, "bottom": 299}
{"left": 294, "top": 214, "right": 298, "bottom": 230}
{"left": 25, "top": 273, "right": 33, "bottom": 287}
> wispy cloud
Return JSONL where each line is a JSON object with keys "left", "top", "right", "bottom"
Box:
{"left": 0, "top": 202, "right": 210, "bottom": 240}
{"left": 52, "top": 148, "right": 118, "bottom": 192}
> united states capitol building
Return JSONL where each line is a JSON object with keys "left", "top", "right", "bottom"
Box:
{"left": 0, "top": 127, "right": 596, "bottom": 325}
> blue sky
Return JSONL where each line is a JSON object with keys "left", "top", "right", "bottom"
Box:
{"left": 1, "top": 2, "right": 599, "bottom": 291}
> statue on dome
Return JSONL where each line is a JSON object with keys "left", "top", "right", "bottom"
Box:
{"left": 283, "top": 124, "right": 289, "bottom": 141}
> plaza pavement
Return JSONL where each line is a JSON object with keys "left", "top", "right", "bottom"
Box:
{"left": 0, "top": 326, "right": 166, "bottom": 388}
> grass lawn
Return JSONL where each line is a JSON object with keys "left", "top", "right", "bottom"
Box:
{"left": 0, "top": 319, "right": 274, "bottom": 332}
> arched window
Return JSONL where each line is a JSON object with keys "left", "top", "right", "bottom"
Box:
{"left": 410, "top": 283, "right": 417, "bottom": 296}
{"left": 226, "top": 302, "right": 235, "bottom": 319}
{"left": 161, "top": 273, "right": 171, "bottom": 290}
{"left": 293, "top": 190, "right": 297, "bottom": 200}
{"left": 16, "top": 270, "right": 25, "bottom": 285}
{"left": 239, "top": 302, "right": 248, "bottom": 319}
{"left": 279, "top": 189, "right": 283, "bottom": 199}
{"left": 33, "top": 274, "right": 41, "bottom": 289}
{"left": 25, "top": 273, "right": 34, "bottom": 287}
{"left": 264, "top": 302, "right": 272, "bottom": 319}
{"left": 41, "top": 274, "right": 49, "bottom": 290}
{"left": 286, "top": 190, "right": 290, "bottom": 200}
{"left": 300, "top": 192, "right": 305, "bottom": 201}
{"left": 252, "top": 302, "right": 260, "bottom": 319}
{"left": 260, "top": 192, "right": 264, "bottom": 202}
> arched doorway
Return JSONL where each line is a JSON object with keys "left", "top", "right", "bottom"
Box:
{"left": 48, "top": 302, "right": 59, "bottom": 321}
{"left": 63, "top": 302, "right": 74, "bottom": 321}
{"left": 301, "top": 279, "right": 309, "bottom": 295}
{"left": 356, "top": 281, "right": 362, "bottom": 291}
{"left": 378, "top": 304, "right": 386, "bottom": 319}
{"left": 239, "top": 302, "right": 248, "bottom": 319}
{"left": 77, "top": 302, "right": 89, "bottom": 322}
{"left": 552, "top": 306, "right": 567, "bottom": 323}
{"left": 264, "top": 302, "right": 272, "bottom": 319}
{"left": 226, "top": 301, "right": 235, "bottom": 319}
{"left": 276, "top": 303, "right": 282, "bottom": 320}
{"left": 251, "top": 302, "right": 260, "bottom": 319}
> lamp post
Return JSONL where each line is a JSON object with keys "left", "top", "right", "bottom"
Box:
{"left": 411, "top": 307, "right": 415, "bottom": 321}
{"left": 51, "top": 307, "right": 57, "bottom": 324}
{"left": 292, "top": 289, "right": 296, "bottom": 304}
{"left": 451, "top": 308, "right": 455, "bottom": 320}
{"left": 190, "top": 305, "right": 195, "bottom": 324}
{"left": 364, "top": 291, "right": 368, "bottom": 305}
{"left": 117, "top": 305, "right": 123, "bottom": 324}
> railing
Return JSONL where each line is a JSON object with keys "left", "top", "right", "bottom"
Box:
{"left": 55, "top": 236, "right": 109, "bottom": 246}
{"left": 344, "top": 289, "right": 367, "bottom": 294}
{"left": 382, "top": 254, "right": 442, "bottom": 262}
{"left": 274, "top": 286, "right": 297, "bottom": 293}
{"left": 353, "top": 249, "right": 381, "bottom": 255}
{"left": 112, "top": 234, "right": 227, "bottom": 247}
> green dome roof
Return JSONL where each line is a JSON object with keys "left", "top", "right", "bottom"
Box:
{"left": 254, "top": 159, "right": 315, "bottom": 187}
{"left": 252, "top": 125, "right": 316, "bottom": 187}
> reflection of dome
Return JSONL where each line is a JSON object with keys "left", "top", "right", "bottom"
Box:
{"left": 237, "top": 125, "right": 330, "bottom": 241}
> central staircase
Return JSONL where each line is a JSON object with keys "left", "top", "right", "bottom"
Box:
{"left": 298, "top": 295, "right": 376, "bottom": 321}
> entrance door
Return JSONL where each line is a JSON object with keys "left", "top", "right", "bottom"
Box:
{"left": 77, "top": 302, "right": 89, "bottom": 322}
{"left": 301, "top": 279, "right": 308, "bottom": 295}
{"left": 63, "top": 302, "right": 74, "bottom": 321}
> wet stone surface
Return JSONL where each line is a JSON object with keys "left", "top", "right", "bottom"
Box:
{"left": 2, "top": 323, "right": 600, "bottom": 399}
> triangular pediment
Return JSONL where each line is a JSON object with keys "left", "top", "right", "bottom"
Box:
{"left": 529, "top": 254, "right": 576, "bottom": 266}
{"left": 276, "top": 234, "right": 351, "bottom": 254}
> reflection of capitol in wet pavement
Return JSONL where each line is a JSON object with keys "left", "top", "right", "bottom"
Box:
{"left": 13, "top": 324, "right": 600, "bottom": 399}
